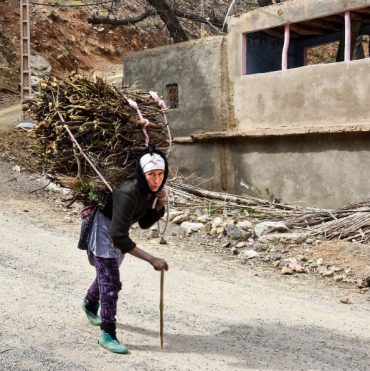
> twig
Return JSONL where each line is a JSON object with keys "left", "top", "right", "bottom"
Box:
{"left": 0, "top": 348, "right": 13, "bottom": 354}
{"left": 29, "top": 180, "right": 52, "bottom": 194}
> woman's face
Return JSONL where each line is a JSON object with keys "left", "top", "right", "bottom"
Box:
{"left": 144, "top": 169, "right": 165, "bottom": 192}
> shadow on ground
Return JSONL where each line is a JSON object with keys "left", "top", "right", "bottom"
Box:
{"left": 120, "top": 321, "right": 369, "bottom": 370}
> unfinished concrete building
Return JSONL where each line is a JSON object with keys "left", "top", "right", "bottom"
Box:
{"left": 123, "top": 0, "right": 370, "bottom": 208}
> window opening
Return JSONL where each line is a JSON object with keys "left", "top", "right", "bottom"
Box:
{"left": 243, "top": 6, "right": 370, "bottom": 75}
{"left": 305, "top": 42, "right": 339, "bottom": 65}
{"left": 165, "top": 83, "right": 179, "bottom": 109}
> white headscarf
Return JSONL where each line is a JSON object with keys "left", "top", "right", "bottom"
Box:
{"left": 139, "top": 153, "right": 165, "bottom": 173}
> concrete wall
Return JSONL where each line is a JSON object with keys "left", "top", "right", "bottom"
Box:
{"left": 234, "top": 59, "right": 370, "bottom": 130}
{"left": 227, "top": 0, "right": 370, "bottom": 132}
{"left": 123, "top": 36, "right": 231, "bottom": 137}
{"left": 175, "top": 132, "right": 370, "bottom": 208}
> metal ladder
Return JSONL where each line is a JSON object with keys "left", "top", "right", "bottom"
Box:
{"left": 20, "top": 0, "right": 31, "bottom": 103}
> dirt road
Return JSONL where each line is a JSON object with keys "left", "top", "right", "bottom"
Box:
{"left": 0, "top": 159, "right": 369, "bottom": 371}
{"left": 0, "top": 104, "right": 21, "bottom": 129}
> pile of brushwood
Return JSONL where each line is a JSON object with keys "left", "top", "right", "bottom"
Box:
{"left": 25, "top": 74, "right": 170, "bottom": 205}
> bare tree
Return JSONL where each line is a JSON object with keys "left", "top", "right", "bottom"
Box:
{"left": 86, "top": 0, "right": 255, "bottom": 43}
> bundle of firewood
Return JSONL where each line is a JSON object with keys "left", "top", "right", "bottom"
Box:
{"left": 25, "top": 74, "right": 170, "bottom": 204}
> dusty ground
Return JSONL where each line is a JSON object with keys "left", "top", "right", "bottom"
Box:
{"left": 0, "top": 109, "right": 370, "bottom": 370}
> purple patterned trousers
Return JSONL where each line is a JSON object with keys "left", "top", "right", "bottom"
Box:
{"left": 86, "top": 255, "right": 122, "bottom": 325}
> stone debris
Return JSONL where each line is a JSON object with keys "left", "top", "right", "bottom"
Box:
{"left": 243, "top": 249, "right": 259, "bottom": 260}
{"left": 259, "top": 232, "right": 310, "bottom": 244}
{"left": 254, "top": 221, "right": 289, "bottom": 237}
{"left": 334, "top": 275, "right": 344, "bottom": 282}
{"left": 45, "top": 181, "right": 71, "bottom": 196}
{"left": 340, "top": 297, "right": 352, "bottom": 304}
{"left": 317, "top": 258, "right": 324, "bottom": 266}
{"left": 196, "top": 214, "right": 209, "bottom": 223}
{"left": 180, "top": 222, "right": 205, "bottom": 234}
{"left": 224, "top": 223, "right": 250, "bottom": 240}
{"left": 281, "top": 267, "right": 293, "bottom": 275}
{"left": 168, "top": 210, "right": 185, "bottom": 221}
{"left": 149, "top": 225, "right": 159, "bottom": 238}
{"left": 322, "top": 270, "right": 334, "bottom": 278}
{"left": 172, "top": 213, "right": 190, "bottom": 225}
{"left": 231, "top": 247, "right": 239, "bottom": 255}
{"left": 222, "top": 241, "right": 231, "bottom": 249}
{"left": 236, "top": 220, "right": 253, "bottom": 231}
{"left": 211, "top": 216, "right": 224, "bottom": 228}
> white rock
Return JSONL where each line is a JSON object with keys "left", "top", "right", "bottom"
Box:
{"left": 168, "top": 210, "right": 185, "bottom": 221}
{"left": 223, "top": 218, "right": 236, "bottom": 226}
{"left": 180, "top": 222, "right": 205, "bottom": 234}
{"left": 243, "top": 249, "right": 259, "bottom": 260}
{"left": 173, "top": 214, "right": 189, "bottom": 225}
{"left": 295, "top": 264, "right": 305, "bottom": 273}
{"left": 236, "top": 242, "right": 246, "bottom": 248}
{"left": 12, "top": 165, "right": 21, "bottom": 173}
{"left": 254, "top": 221, "right": 289, "bottom": 237}
{"left": 322, "top": 270, "right": 334, "bottom": 277}
{"left": 45, "top": 182, "right": 70, "bottom": 195}
{"left": 211, "top": 217, "right": 224, "bottom": 228}
{"left": 196, "top": 215, "right": 209, "bottom": 223}
{"left": 317, "top": 258, "right": 324, "bottom": 266}
{"left": 288, "top": 258, "right": 299, "bottom": 271}
{"left": 64, "top": 216, "right": 73, "bottom": 223}
{"left": 259, "top": 232, "right": 310, "bottom": 244}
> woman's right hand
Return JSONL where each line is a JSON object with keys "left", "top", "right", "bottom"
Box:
{"left": 150, "top": 256, "right": 169, "bottom": 271}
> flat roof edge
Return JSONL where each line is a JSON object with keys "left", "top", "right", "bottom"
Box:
{"left": 228, "top": 0, "right": 370, "bottom": 34}
{"left": 122, "top": 36, "right": 225, "bottom": 60}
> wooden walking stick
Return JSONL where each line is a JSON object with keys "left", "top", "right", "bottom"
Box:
{"left": 160, "top": 270, "right": 165, "bottom": 349}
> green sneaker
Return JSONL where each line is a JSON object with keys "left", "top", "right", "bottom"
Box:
{"left": 98, "top": 331, "right": 129, "bottom": 354}
{"left": 81, "top": 299, "right": 102, "bottom": 326}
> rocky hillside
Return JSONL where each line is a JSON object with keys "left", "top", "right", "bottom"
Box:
{"left": 0, "top": 0, "right": 171, "bottom": 104}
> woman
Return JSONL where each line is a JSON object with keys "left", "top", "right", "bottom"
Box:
{"left": 81, "top": 148, "right": 169, "bottom": 354}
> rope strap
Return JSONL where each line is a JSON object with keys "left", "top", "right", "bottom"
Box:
{"left": 127, "top": 98, "right": 150, "bottom": 147}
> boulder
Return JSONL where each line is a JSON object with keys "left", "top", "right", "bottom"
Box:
{"left": 224, "top": 224, "right": 250, "bottom": 240}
